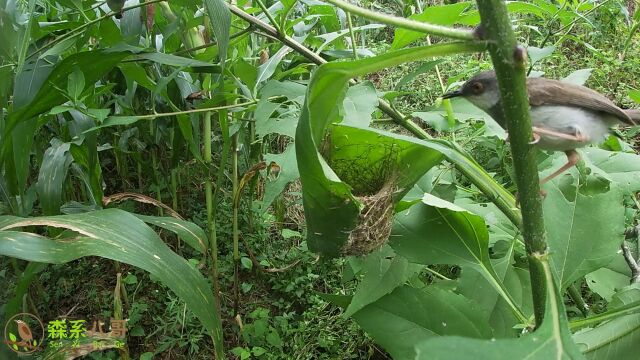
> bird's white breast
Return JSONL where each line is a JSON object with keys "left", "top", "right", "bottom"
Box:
{"left": 529, "top": 105, "right": 618, "bottom": 151}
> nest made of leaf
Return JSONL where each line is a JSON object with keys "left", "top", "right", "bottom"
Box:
{"left": 342, "top": 181, "right": 397, "bottom": 256}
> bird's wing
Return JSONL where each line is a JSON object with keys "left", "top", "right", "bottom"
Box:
{"left": 527, "top": 77, "right": 634, "bottom": 125}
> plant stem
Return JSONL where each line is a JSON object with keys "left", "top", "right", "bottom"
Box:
{"left": 110, "top": 101, "right": 256, "bottom": 120}
{"left": 476, "top": 0, "right": 547, "bottom": 327}
{"left": 347, "top": 13, "right": 358, "bottom": 59}
{"left": 427, "top": 36, "right": 456, "bottom": 131}
{"left": 254, "top": 0, "right": 283, "bottom": 35}
{"left": 231, "top": 133, "right": 240, "bottom": 315}
{"left": 203, "top": 111, "right": 220, "bottom": 313}
{"left": 569, "top": 299, "right": 640, "bottom": 330}
{"left": 323, "top": 0, "right": 476, "bottom": 40}
{"left": 567, "top": 283, "right": 589, "bottom": 317}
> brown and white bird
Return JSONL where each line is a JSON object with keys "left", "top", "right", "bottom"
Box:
{"left": 443, "top": 71, "right": 640, "bottom": 186}
{"left": 15, "top": 319, "right": 33, "bottom": 345}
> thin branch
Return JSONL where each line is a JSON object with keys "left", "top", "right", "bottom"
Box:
{"left": 254, "top": 0, "right": 283, "bottom": 34}
{"left": 622, "top": 243, "right": 640, "bottom": 283}
{"left": 109, "top": 101, "right": 257, "bottom": 120}
{"left": 323, "top": 0, "right": 476, "bottom": 40}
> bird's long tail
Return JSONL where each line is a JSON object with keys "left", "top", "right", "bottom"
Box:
{"left": 625, "top": 109, "right": 640, "bottom": 124}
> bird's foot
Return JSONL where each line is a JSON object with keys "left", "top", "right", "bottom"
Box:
{"left": 529, "top": 132, "right": 541, "bottom": 145}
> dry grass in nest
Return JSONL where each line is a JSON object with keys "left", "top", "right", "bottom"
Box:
{"left": 284, "top": 180, "right": 306, "bottom": 231}
{"left": 343, "top": 182, "right": 397, "bottom": 256}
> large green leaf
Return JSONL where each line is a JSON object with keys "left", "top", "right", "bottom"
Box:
{"left": 0, "top": 209, "right": 224, "bottom": 357}
{"left": 414, "top": 258, "right": 584, "bottom": 360}
{"left": 391, "top": 193, "right": 526, "bottom": 323}
{"left": 6, "top": 55, "right": 55, "bottom": 198}
{"left": 352, "top": 285, "right": 493, "bottom": 359}
{"left": 541, "top": 155, "right": 625, "bottom": 289}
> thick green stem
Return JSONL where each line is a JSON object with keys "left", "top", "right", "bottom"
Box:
{"left": 346, "top": 13, "right": 358, "bottom": 59}
{"left": 476, "top": 0, "right": 548, "bottom": 327}
{"left": 323, "top": 0, "right": 476, "bottom": 40}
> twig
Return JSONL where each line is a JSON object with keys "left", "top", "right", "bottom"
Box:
{"left": 622, "top": 243, "right": 640, "bottom": 283}
{"left": 323, "top": 0, "right": 476, "bottom": 40}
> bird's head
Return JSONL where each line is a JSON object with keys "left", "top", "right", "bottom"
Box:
{"left": 442, "top": 70, "right": 500, "bottom": 112}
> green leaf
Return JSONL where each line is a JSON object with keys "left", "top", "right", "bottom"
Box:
{"left": 582, "top": 148, "right": 640, "bottom": 194}
{"left": 562, "top": 68, "right": 593, "bottom": 86}
{"left": 395, "top": 59, "right": 444, "bottom": 90}
{"left": 0, "top": 209, "right": 224, "bottom": 353}
{"left": 585, "top": 268, "right": 630, "bottom": 302}
{"left": 573, "top": 285, "right": 640, "bottom": 359}
{"left": 542, "top": 155, "right": 625, "bottom": 288}
{"left": 391, "top": 3, "right": 471, "bottom": 50}
{"left": 391, "top": 193, "right": 526, "bottom": 322}
{"left": 414, "top": 258, "right": 584, "bottom": 360}
{"left": 37, "top": 139, "right": 72, "bottom": 215}
{"left": 6, "top": 56, "right": 55, "bottom": 197}
{"left": 255, "top": 45, "right": 292, "bottom": 91}
{"left": 67, "top": 66, "right": 85, "bottom": 100}
{"left": 629, "top": 89, "right": 640, "bottom": 104}
{"left": 344, "top": 247, "right": 422, "bottom": 317}
{"left": 203, "top": 0, "right": 231, "bottom": 73}
{"left": 261, "top": 145, "right": 299, "bottom": 212}
{"left": 352, "top": 285, "right": 493, "bottom": 359}
{"left": 342, "top": 82, "right": 378, "bottom": 127}
{"left": 527, "top": 46, "right": 555, "bottom": 66}
{"left": 133, "top": 52, "right": 219, "bottom": 71}
{"left": 135, "top": 214, "right": 209, "bottom": 254}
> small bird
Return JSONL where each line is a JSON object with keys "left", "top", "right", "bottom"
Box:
{"left": 107, "top": 0, "right": 126, "bottom": 19}
{"left": 443, "top": 71, "right": 640, "bottom": 186}
{"left": 15, "top": 319, "right": 33, "bottom": 345}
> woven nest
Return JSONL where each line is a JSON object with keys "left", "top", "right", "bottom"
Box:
{"left": 342, "top": 182, "right": 397, "bottom": 256}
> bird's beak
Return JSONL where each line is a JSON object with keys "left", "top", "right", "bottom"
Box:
{"left": 442, "top": 89, "right": 462, "bottom": 99}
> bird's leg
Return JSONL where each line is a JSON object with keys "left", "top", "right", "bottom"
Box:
{"left": 531, "top": 126, "right": 590, "bottom": 142}
{"left": 529, "top": 132, "right": 541, "bottom": 145}
{"left": 540, "top": 149, "right": 581, "bottom": 186}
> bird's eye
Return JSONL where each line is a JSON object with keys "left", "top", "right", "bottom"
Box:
{"left": 471, "top": 82, "right": 484, "bottom": 93}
